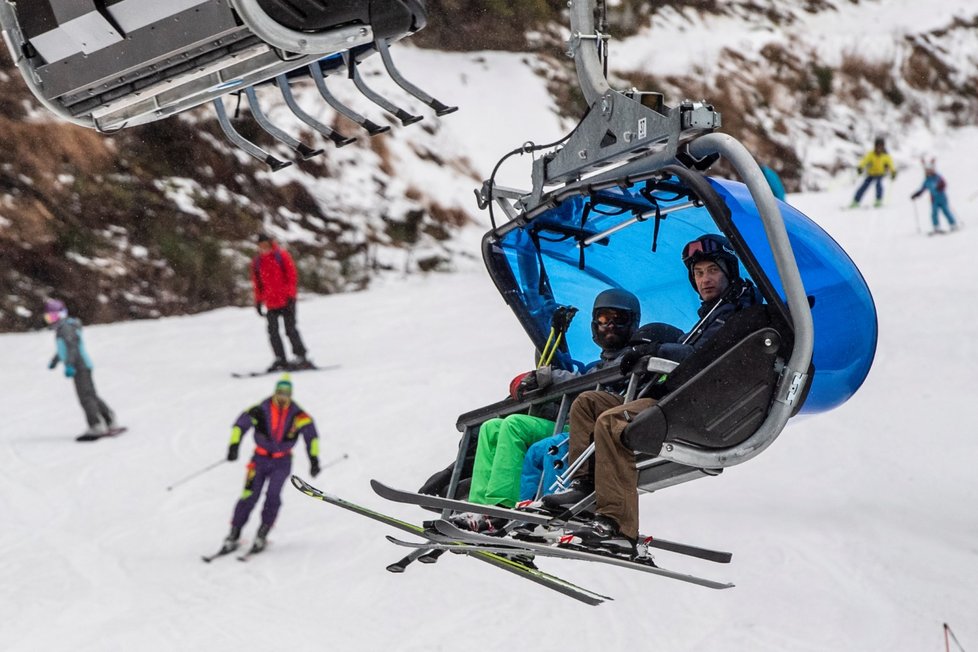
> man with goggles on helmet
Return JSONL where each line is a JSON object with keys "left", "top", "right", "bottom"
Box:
{"left": 544, "top": 234, "right": 756, "bottom": 555}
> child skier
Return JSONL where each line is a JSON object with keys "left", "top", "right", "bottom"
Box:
{"left": 215, "top": 374, "right": 321, "bottom": 557}
{"left": 44, "top": 299, "right": 117, "bottom": 437}
{"left": 911, "top": 160, "right": 959, "bottom": 235}
{"left": 851, "top": 137, "right": 897, "bottom": 208}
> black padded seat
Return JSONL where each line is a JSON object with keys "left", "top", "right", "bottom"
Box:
{"left": 624, "top": 304, "right": 790, "bottom": 457}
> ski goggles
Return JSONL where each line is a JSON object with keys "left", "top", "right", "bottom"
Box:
{"left": 43, "top": 311, "right": 63, "bottom": 325}
{"left": 681, "top": 236, "right": 734, "bottom": 265}
{"left": 592, "top": 308, "right": 631, "bottom": 328}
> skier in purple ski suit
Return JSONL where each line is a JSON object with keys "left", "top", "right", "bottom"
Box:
{"left": 220, "top": 374, "right": 321, "bottom": 553}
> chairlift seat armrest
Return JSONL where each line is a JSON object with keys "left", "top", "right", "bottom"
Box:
{"left": 644, "top": 357, "right": 678, "bottom": 374}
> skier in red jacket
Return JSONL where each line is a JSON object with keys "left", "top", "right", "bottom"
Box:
{"left": 252, "top": 233, "right": 311, "bottom": 371}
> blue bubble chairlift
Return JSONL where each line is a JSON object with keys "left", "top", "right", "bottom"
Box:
{"left": 443, "top": 0, "right": 876, "bottom": 508}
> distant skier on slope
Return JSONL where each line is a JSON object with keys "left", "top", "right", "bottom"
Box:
{"left": 44, "top": 299, "right": 118, "bottom": 437}
{"left": 216, "top": 374, "right": 321, "bottom": 556}
{"left": 252, "top": 232, "right": 312, "bottom": 372}
{"left": 851, "top": 137, "right": 897, "bottom": 208}
{"left": 911, "top": 158, "right": 959, "bottom": 235}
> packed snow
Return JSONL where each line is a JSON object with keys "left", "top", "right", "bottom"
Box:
{"left": 2, "top": 123, "right": 977, "bottom": 649}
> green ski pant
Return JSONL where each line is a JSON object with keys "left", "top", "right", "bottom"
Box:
{"left": 468, "top": 414, "right": 557, "bottom": 508}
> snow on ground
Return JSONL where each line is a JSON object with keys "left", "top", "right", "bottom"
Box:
{"left": 614, "top": 0, "right": 978, "bottom": 75}
{"left": 2, "top": 123, "right": 977, "bottom": 650}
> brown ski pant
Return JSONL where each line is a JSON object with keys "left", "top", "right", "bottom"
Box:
{"left": 568, "top": 391, "right": 656, "bottom": 540}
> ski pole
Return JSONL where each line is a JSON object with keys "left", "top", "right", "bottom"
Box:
{"left": 166, "top": 458, "right": 227, "bottom": 491}
{"left": 319, "top": 452, "right": 350, "bottom": 471}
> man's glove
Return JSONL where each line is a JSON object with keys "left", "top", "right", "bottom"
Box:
{"left": 856, "top": 167, "right": 864, "bottom": 175}
{"left": 227, "top": 444, "right": 239, "bottom": 462}
{"left": 619, "top": 342, "right": 660, "bottom": 375}
{"left": 255, "top": 303, "right": 264, "bottom": 317}
{"left": 509, "top": 367, "right": 554, "bottom": 401}
{"left": 287, "top": 297, "right": 296, "bottom": 310}
{"left": 310, "top": 458, "right": 321, "bottom": 478}
{"left": 890, "top": 171, "right": 897, "bottom": 180}
{"left": 48, "top": 355, "right": 59, "bottom": 370}
{"left": 64, "top": 365, "right": 76, "bottom": 378}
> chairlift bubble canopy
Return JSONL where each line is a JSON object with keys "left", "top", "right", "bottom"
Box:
{"left": 483, "top": 173, "right": 877, "bottom": 415}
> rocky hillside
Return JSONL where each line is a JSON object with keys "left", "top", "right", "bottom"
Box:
{"left": 2, "top": 0, "right": 976, "bottom": 331}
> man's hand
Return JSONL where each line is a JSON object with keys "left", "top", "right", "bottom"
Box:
{"left": 48, "top": 355, "right": 59, "bottom": 370}
{"left": 310, "top": 458, "right": 321, "bottom": 478}
{"left": 508, "top": 367, "right": 554, "bottom": 401}
{"left": 255, "top": 303, "right": 264, "bottom": 317}
{"left": 227, "top": 445, "right": 239, "bottom": 462}
{"left": 64, "top": 365, "right": 76, "bottom": 378}
{"left": 619, "top": 343, "right": 660, "bottom": 375}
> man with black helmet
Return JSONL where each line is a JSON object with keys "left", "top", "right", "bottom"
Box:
{"left": 545, "top": 234, "right": 756, "bottom": 555}
{"left": 450, "top": 288, "right": 665, "bottom": 533}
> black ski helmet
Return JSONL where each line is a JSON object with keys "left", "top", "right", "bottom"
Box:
{"left": 591, "top": 288, "right": 641, "bottom": 348}
{"left": 681, "top": 234, "right": 741, "bottom": 290}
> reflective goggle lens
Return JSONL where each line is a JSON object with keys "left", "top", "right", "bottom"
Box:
{"left": 44, "top": 312, "right": 60, "bottom": 325}
{"left": 682, "top": 237, "right": 726, "bottom": 264}
{"left": 593, "top": 308, "right": 631, "bottom": 328}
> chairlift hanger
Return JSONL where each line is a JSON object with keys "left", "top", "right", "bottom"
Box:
{"left": 477, "top": 0, "right": 817, "bottom": 476}
{"left": 0, "top": 0, "right": 456, "bottom": 168}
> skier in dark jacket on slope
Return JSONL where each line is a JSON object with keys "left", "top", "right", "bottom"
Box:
{"left": 252, "top": 233, "right": 311, "bottom": 372}
{"left": 217, "top": 374, "right": 321, "bottom": 554}
{"left": 544, "top": 234, "right": 757, "bottom": 553}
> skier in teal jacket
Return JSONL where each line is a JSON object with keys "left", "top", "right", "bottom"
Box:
{"left": 911, "top": 161, "right": 958, "bottom": 234}
{"left": 45, "top": 299, "right": 116, "bottom": 436}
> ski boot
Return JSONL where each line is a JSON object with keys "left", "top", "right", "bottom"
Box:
{"left": 448, "top": 512, "right": 507, "bottom": 534}
{"left": 267, "top": 358, "right": 289, "bottom": 372}
{"left": 560, "top": 515, "right": 637, "bottom": 558}
{"left": 540, "top": 478, "right": 594, "bottom": 513}
{"left": 221, "top": 526, "right": 241, "bottom": 554}
{"left": 289, "top": 356, "right": 315, "bottom": 371}
{"left": 82, "top": 419, "right": 109, "bottom": 437}
{"left": 251, "top": 523, "right": 271, "bottom": 553}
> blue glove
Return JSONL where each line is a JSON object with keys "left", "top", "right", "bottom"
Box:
{"left": 48, "top": 355, "right": 59, "bottom": 370}
{"left": 64, "top": 365, "right": 76, "bottom": 378}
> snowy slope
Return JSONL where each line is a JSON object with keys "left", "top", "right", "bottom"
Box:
{"left": 2, "top": 125, "right": 977, "bottom": 650}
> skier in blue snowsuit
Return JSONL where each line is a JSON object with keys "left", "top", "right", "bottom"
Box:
{"left": 911, "top": 164, "right": 958, "bottom": 234}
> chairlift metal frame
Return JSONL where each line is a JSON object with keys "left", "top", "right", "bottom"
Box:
{"left": 466, "top": 0, "right": 814, "bottom": 499}
{"left": 0, "top": 0, "right": 456, "bottom": 168}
